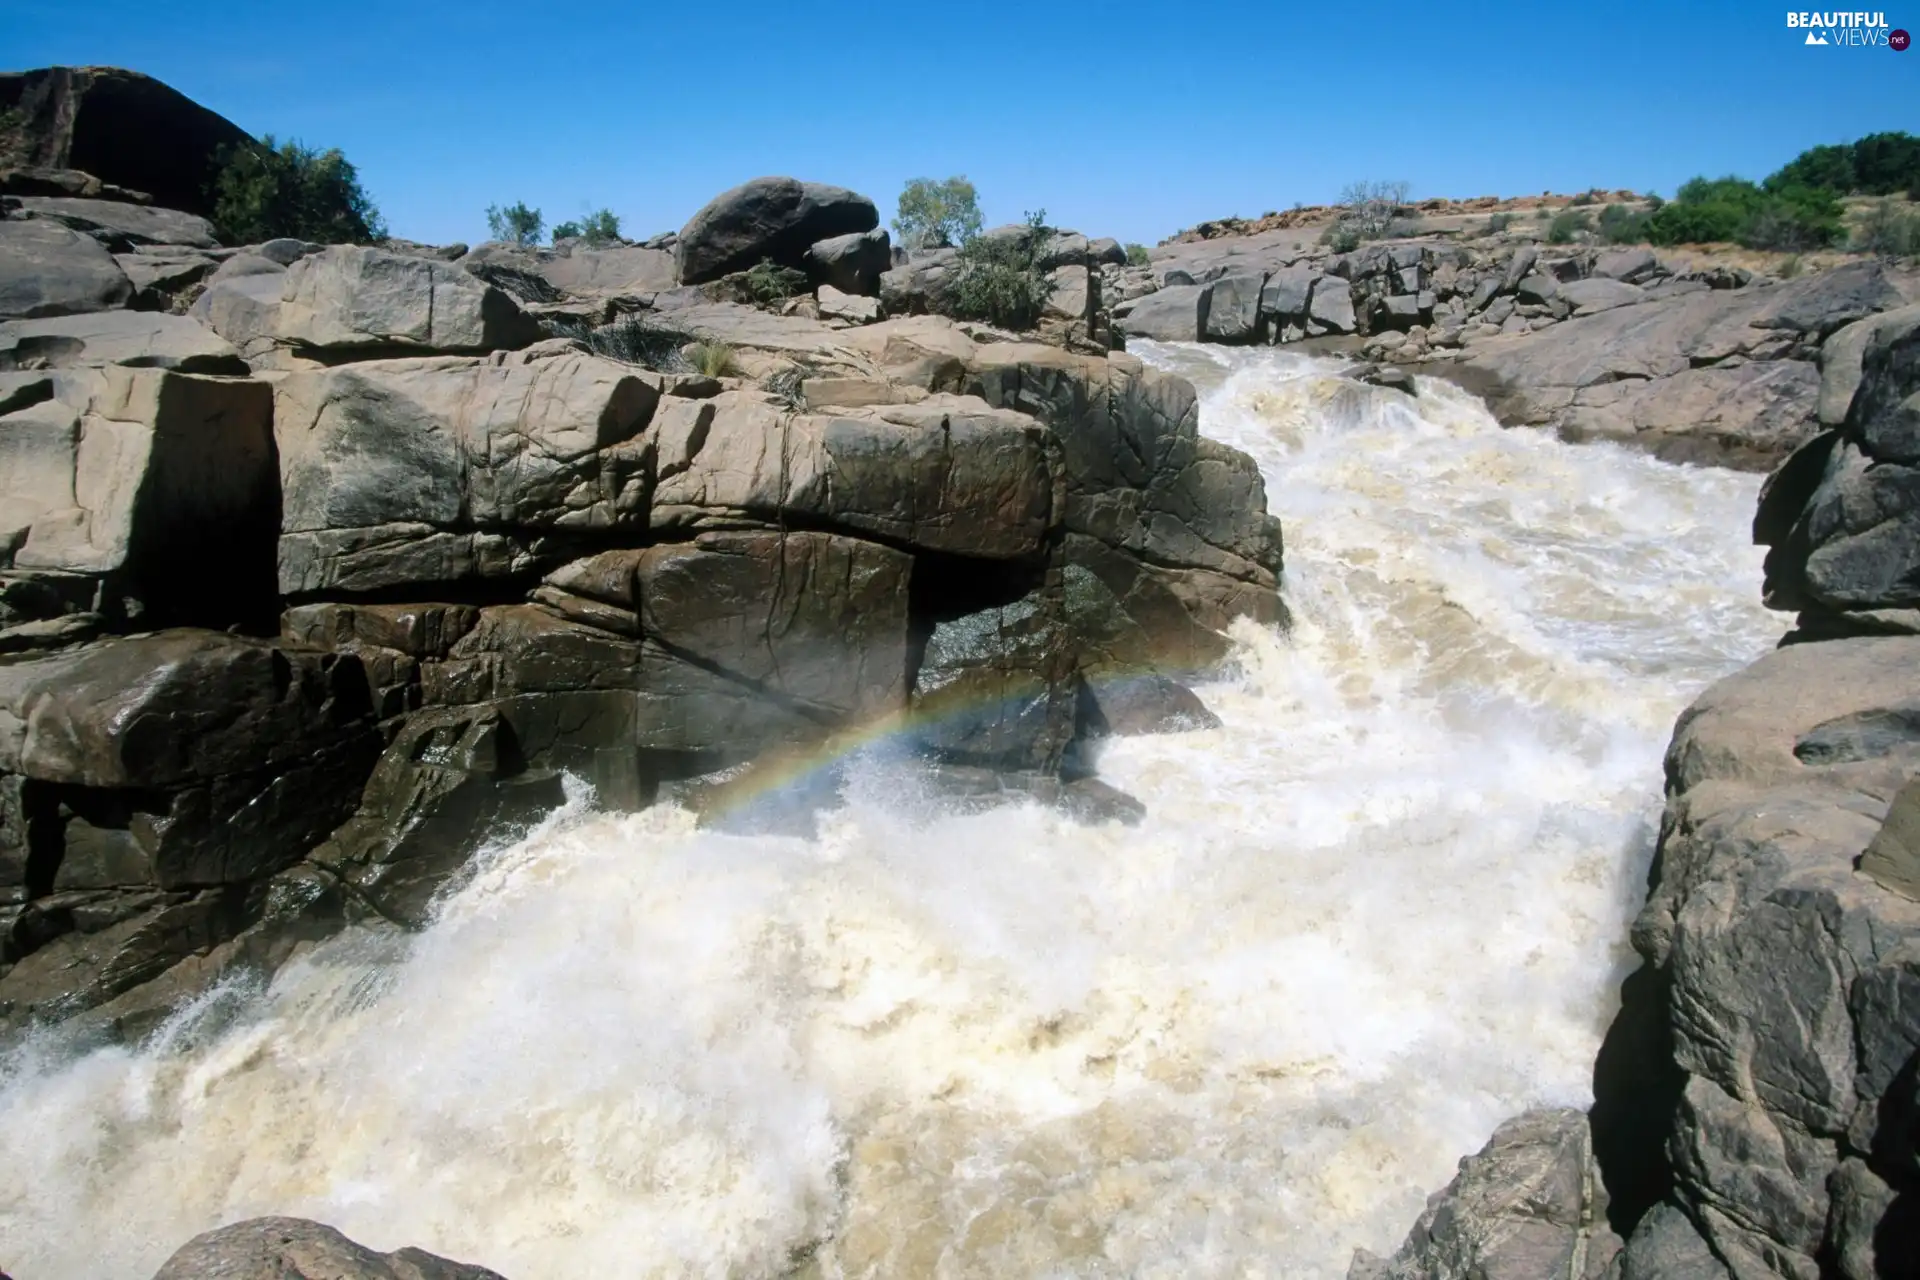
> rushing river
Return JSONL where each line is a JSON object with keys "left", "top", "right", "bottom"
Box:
{"left": 0, "top": 347, "right": 1783, "bottom": 1279}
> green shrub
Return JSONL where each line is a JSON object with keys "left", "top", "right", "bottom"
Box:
{"left": 209, "top": 135, "right": 386, "bottom": 245}
{"left": 950, "top": 208, "right": 1055, "bottom": 330}
{"left": 1641, "top": 176, "right": 1842, "bottom": 250}
{"left": 894, "top": 175, "right": 984, "bottom": 249}
{"left": 1547, "top": 209, "right": 1592, "bottom": 244}
{"left": 1598, "top": 204, "right": 1650, "bottom": 244}
{"left": 1853, "top": 197, "right": 1920, "bottom": 259}
{"left": 1778, "top": 254, "right": 1803, "bottom": 278}
{"left": 1486, "top": 212, "right": 1513, "bottom": 233}
{"left": 552, "top": 207, "right": 621, "bottom": 246}
{"left": 1533, "top": 208, "right": 1551, "bottom": 222}
{"left": 486, "top": 201, "right": 544, "bottom": 246}
{"left": 743, "top": 258, "right": 810, "bottom": 306}
{"left": 1319, "top": 223, "right": 1362, "bottom": 253}
{"left": 689, "top": 340, "right": 739, "bottom": 377}
{"left": 1124, "top": 242, "right": 1151, "bottom": 267}
{"left": 1568, "top": 189, "right": 1601, "bottom": 207}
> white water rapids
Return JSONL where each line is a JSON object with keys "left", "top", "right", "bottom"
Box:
{"left": 0, "top": 348, "right": 1783, "bottom": 1279}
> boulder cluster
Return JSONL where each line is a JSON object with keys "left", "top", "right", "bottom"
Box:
{"left": 0, "top": 70, "right": 1283, "bottom": 1043}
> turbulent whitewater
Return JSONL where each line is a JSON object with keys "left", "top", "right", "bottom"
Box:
{"left": 0, "top": 348, "right": 1783, "bottom": 1279}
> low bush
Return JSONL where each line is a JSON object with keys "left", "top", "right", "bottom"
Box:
{"left": 1853, "top": 197, "right": 1920, "bottom": 259}
{"left": 1486, "top": 212, "right": 1514, "bottom": 233}
{"left": 689, "top": 340, "right": 740, "bottom": 377}
{"left": 547, "top": 313, "right": 697, "bottom": 370}
{"left": 1598, "top": 204, "right": 1650, "bottom": 244}
{"left": 744, "top": 258, "right": 810, "bottom": 306}
{"left": 210, "top": 135, "right": 386, "bottom": 245}
{"left": 1547, "top": 209, "right": 1592, "bottom": 244}
{"left": 1124, "top": 242, "right": 1151, "bottom": 266}
{"left": 950, "top": 209, "right": 1055, "bottom": 330}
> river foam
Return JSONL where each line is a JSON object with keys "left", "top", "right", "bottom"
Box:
{"left": 0, "top": 348, "right": 1782, "bottom": 1279}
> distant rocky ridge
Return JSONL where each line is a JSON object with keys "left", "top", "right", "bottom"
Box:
{"left": 0, "top": 69, "right": 1283, "bottom": 1045}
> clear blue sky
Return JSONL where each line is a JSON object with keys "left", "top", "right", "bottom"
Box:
{"left": 4, "top": 1, "right": 1914, "bottom": 246}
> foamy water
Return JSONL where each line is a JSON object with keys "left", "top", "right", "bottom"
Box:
{"left": 0, "top": 348, "right": 1782, "bottom": 1279}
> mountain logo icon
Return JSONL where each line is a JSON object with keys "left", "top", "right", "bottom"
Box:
{"left": 1805, "top": 29, "right": 1830, "bottom": 42}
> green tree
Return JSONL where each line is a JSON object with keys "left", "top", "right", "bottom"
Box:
{"left": 950, "top": 208, "right": 1055, "bottom": 330}
{"left": 1766, "top": 131, "right": 1920, "bottom": 197}
{"left": 893, "top": 176, "right": 984, "bottom": 250}
{"left": 209, "top": 135, "right": 386, "bottom": 245}
{"left": 552, "top": 207, "right": 622, "bottom": 246}
{"left": 486, "top": 201, "right": 544, "bottom": 246}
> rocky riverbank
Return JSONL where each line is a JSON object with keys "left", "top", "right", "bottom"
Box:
{"left": 1356, "top": 304, "right": 1920, "bottom": 1278}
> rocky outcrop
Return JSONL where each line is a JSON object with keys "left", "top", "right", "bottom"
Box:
{"left": 1350, "top": 1109, "right": 1621, "bottom": 1280}
{"left": 150, "top": 1217, "right": 506, "bottom": 1280}
{"left": 0, "top": 154, "right": 1285, "bottom": 1038}
{"left": 0, "top": 67, "right": 251, "bottom": 219}
{"left": 1590, "top": 634, "right": 1920, "bottom": 1279}
{"left": 674, "top": 177, "right": 879, "bottom": 285}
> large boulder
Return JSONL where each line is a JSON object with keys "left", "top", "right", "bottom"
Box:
{"left": 273, "top": 342, "right": 658, "bottom": 595}
{"left": 276, "top": 246, "right": 544, "bottom": 357}
{"left": 0, "top": 218, "right": 133, "bottom": 318}
{"left": 674, "top": 177, "right": 879, "bottom": 285}
{"left": 805, "top": 227, "right": 891, "bottom": 296}
{"left": 0, "top": 365, "right": 278, "bottom": 628}
{"left": 1119, "top": 283, "right": 1207, "bottom": 342}
{"left": 150, "top": 1216, "right": 506, "bottom": 1280}
{"left": 0, "top": 67, "right": 251, "bottom": 220}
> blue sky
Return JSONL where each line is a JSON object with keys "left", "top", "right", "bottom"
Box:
{"left": 4, "top": 1, "right": 1914, "bottom": 246}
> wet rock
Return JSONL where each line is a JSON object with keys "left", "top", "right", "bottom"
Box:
{"left": 1349, "top": 1108, "right": 1621, "bottom": 1280}
{"left": 150, "top": 1216, "right": 507, "bottom": 1280}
